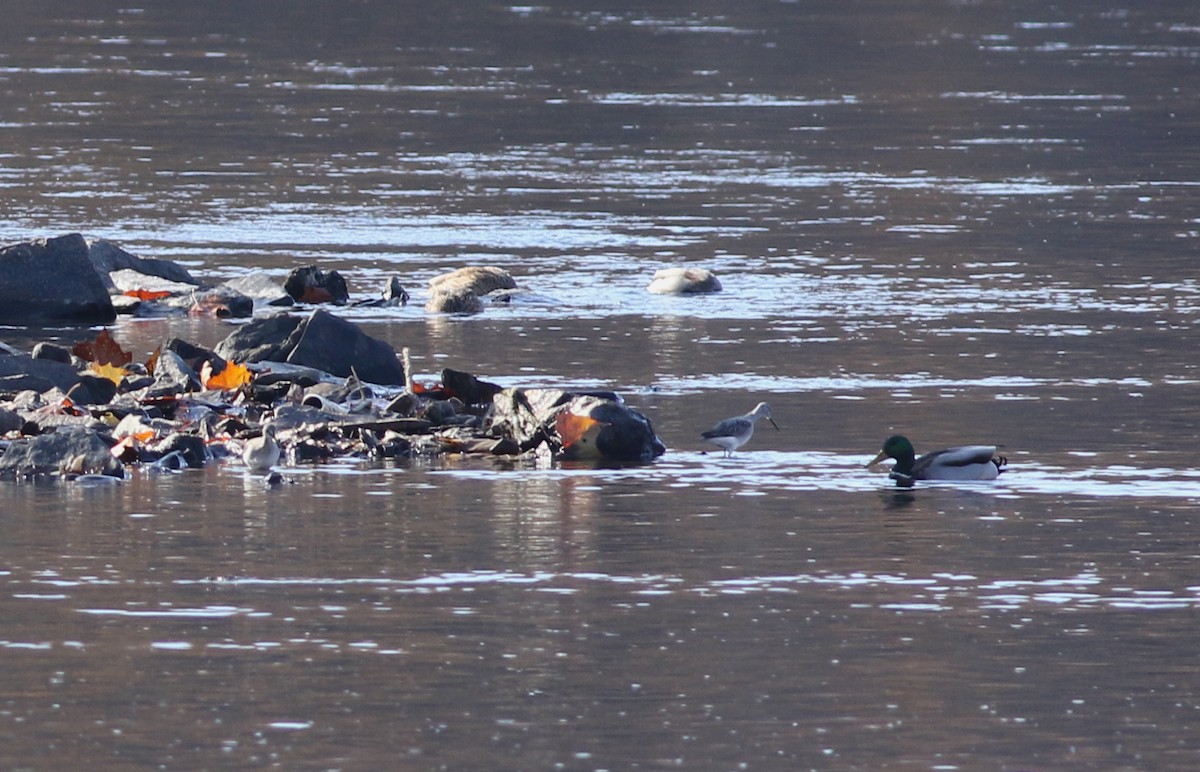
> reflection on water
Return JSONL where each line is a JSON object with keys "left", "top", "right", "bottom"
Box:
{"left": 2, "top": 0, "right": 1200, "bottom": 769}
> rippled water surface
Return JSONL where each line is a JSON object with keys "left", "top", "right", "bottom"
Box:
{"left": 3, "top": 1, "right": 1200, "bottom": 769}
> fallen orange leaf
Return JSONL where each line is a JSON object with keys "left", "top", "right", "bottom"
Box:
{"left": 123, "top": 289, "right": 173, "bottom": 301}
{"left": 556, "top": 412, "right": 605, "bottom": 459}
{"left": 205, "top": 360, "right": 252, "bottom": 390}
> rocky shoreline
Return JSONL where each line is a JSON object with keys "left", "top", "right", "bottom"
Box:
{"left": 0, "top": 234, "right": 669, "bottom": 481}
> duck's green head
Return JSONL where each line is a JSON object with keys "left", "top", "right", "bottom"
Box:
{"left": 867, "top": 434, "right": 916, "bottom": 469}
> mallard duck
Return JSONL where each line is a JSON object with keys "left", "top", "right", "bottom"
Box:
{"left": 242, "top": 424, "right": 280, "bottom": 472}
{"left": 867, "top": 434, "right": 1006, "bottom": 486}
{"left": 701, "top": 401, "right": 779, "bottom": 457}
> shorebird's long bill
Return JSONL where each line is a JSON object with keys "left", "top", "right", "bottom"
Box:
{"left": 767, "top": 417, "right": 780, "bottom": 431}
{"left": 866, "top": 449, "right": 889, "bottom": 468}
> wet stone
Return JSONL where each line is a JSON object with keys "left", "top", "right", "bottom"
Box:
{"left": 0, "top": 428, "right": 124, "bottom": 479}
{"left": 0, "top": 234, "right": 115, "bottom": 324}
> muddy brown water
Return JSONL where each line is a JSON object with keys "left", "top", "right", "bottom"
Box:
{"left": 2, "top": 1, "right": 1200, "bottom": 769}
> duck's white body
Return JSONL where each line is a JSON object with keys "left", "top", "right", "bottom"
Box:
{"left": 911, "top": 445, "right": 1003, "bottom": 480}
{"left": 701, "top": 402, "right": 779, "bottom": 457}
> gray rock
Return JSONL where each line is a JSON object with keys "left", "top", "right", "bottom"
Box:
{"left": 0, "top": 234, "right": 115, "bottom": 323}
{"left": 0, "top": 407, "right": 23, "bottom": 434}
{"left": 244, "top": 361, "right": 325, "bottom": 387}
{"left": 111, "top": 295, "right": 143, "bottom": 315}
{"left": 0, "top": 428, "right": 124, "bottom": 478}
{"left": 152, "top": 349, "right": 201, "bottom": 393}
{"left": 0, "top": 353, "right": 116, "bottom": 404}
{"left": 219, "top": 273, "right": 294, "bottom": 306}
{"left": 213, "top": 314, "right": 303, "bottom": 364}
{"left": 108, "top": 269, "right": 198, "bottom": 296}
{"left": 31, "top": 343, "right": 74, "bottom": 365}
{"left": 165, "top": 338, "right": 226, "bottom": 374}
{"left": 161, "top": 286, "right": 254, "bottom": 318}
{"left": 285, "top": 309, "right": 405, "bottom": 385}
{"left": 214, "top": 309, "right": 405, "bottom": 386}
{"left": 147, "top": 432, "right": 210, "bottom": 468}
{"left": 86, "top": 238, "right": 199, "bottom": 287}
{"left": 441, "top": 368, "right": 502, "bottom": 406}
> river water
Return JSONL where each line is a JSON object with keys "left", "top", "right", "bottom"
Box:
{"left": 2, "top": 1, "right": 1200, "bottom": 769}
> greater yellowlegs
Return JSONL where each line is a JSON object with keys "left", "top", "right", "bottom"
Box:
{"left": 701, "top": 401, "right": 779, "bottom": 457}
{"left": 242, "top": 424, "right": 280, "bottom": 472}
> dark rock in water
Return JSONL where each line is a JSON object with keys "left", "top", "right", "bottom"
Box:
{"left": 166, "top": 338, "right": 227, "bottom": 375}
{"left": 305, "top": 380, "right": 373, "bottom": 404}
{"left": 152, "top": 349, "right": 201, "bottom": 393}
{"left": 245, "top": 361, "right": 324, "bottom": 388}
{"left": 0, "top": 408, "right": 23, "bottom": 434}
{"left": 421, "top": 400, "right": 458, "bottom": 426}
{"left": 0, "top": 374, "right": 57, "bottom": 397}
{"left": 0, "top": 353, "right": 116, "bottom": 404}
{"left": 0, "top": 234, "right": 116, "bottom": 323}
{"left": 488, "top": 387, "right": 664, "bottom": 462}
{"left": 220, "top": 273, "right": 294, "bottom": 306}
{"left": 77, "top": 374, "right": 119, "bottom": 405}
{"left": 216, "top": 310, "right": 403, "bottom": 386}
{"left": 213, "top": 314, "right": 303, "bottom": 364}
{"left": 286, "top": 309, "right": 406, "bottom": 385}
{"left": 565, "top": 395, "right": 666, "bottom": 461}
{"left": 442, "top": 368, "right": 502, "bottom": 406}
{"left": 166, "top": 287, "right": 254, "bottom": 318}
{"left": 32, "top": 342, "right": 74, "bottom": 365}
{"left": 0, "top": 428, "right": 123, "bottom": 478}
{"left": 111, "top": 295, "right": 144, "bottom": 315}
{"left": 284, "top": 266, "right": 349, "bottom": 305}
{"left": 385, "top": 392, "right": 419, "bottom": 417}
{"left": 147, "top": 432, "right": 210, "bottom": 468}
{"left": 86, "top": 237, "right": 199, "bottom": 287}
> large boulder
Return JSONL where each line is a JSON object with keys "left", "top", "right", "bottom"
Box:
{"left": 86, "top": 238, "right": 198, "bottom": 287}
{"left": 0, "top": 234, "right": 115, "bottom": 323}
{"left": 219, "top": 273, "right": 294, "bottom": 306}
{"left": 214, "top": 309, "right": 406, "bottom": 385}
{"left": 488, "top": 387, "right": 665, "bottom": 462}
{"left": 0, "top": 353, "right": 117, "bottom": 404}
{"left": 212, "top": 314, "right": 301, "bottom": 364}
{"left": 0, "top": 428, "right": 124, "bottom": 478}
